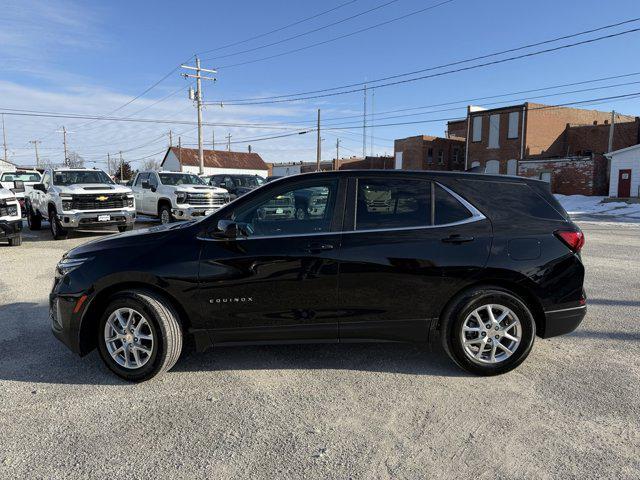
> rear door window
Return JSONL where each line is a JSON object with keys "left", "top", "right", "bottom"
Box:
{"left": 355, "top": 178, "right": 431, "bottom": 230}
{"left": 434, "top": 184, "right": 473, "bottom": 225}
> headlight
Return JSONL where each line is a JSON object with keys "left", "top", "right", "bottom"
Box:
{"left": 175, "top": 191, "right": 187, "bottom": 204}
{"left": 61, "top": 195, "right": 73, "bottom": 211}
{"left": 56, "top": 256, "right": 92, "bottom": 276}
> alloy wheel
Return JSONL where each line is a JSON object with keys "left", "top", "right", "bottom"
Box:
{"left": 104, "top": 308, "right": 154, "bottom": 369}
{"left": 160, "top": 209, "right": 170, "bottom": 224}
{"left": 460, "top": 304, "right": 522, "bottom": 364}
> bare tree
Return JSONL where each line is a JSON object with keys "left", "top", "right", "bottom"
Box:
{"left": 67, "top": 151, "right": 85, "bottom": 168}
{"left": 141, "top": 159, "right": 161, "bottom": 171}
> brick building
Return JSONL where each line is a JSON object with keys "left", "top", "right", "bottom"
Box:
{"left": 394, "top": 135, "right": 465, "bottom": 172}
{"left": 446, "top": 119, "right": 467, "bottom": 139}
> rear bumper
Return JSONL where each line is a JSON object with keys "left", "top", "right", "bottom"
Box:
{"left": 0, "top": 218, "right": 22, "bottom": 239}
{"left": 541, "top": 305, "right": 587, "bottom": 338}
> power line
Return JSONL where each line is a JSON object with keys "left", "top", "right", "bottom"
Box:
{"left": 198, "top": 0, "right": 359, "bottom": 54}
{"left": 203, "top": 0, "right": 401, "bottom": 61}
{"left": 211, "top": 0, "right": 454, "bottom": 69}
{"left": 210, "top": 17, "right": 640, "bottom": 104}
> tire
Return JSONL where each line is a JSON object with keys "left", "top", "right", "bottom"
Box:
{"left": 118, "top": 225, "right": 133, "bottom": 233}
{"left": 49, "top": 207, "right": 68, "bottom": 240}
{"left": 440, "top": 286, "right": 536, "bottom": 376}
{"left": 8, "top": 235, "right": 22, "bottom": 246}
{"left": 295, "top": 207, "right": 307, "bottom": 220}
{"left": 97, "top": 289, "right": 183, "bottom": 382}
{"left": 159, "top": 204, "right": 173, "bottom": 225}
{"left": 27, "top": 204, "right": 42, "bottom": 230}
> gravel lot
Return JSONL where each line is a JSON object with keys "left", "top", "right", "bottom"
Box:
{"left": 0, "top": 220, "right": 638, "bottom": 479}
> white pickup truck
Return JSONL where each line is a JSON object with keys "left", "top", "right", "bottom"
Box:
{"left": 25, "top": 167, "right": 136, "bottom": 239}
{"left": 0, "top": 187, "right": 22, "bottom": 246}
{"left": 131, "top": 171, "right": 229, "bottom": 224}
{"left": 0, "top": 169, "right": 41, "bottom": 215}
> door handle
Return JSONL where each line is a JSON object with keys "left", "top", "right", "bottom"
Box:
{"left": 442, "top": 234, "right": 475, "bottom": 244}
{"left": 304, "top": 243, "right": 335, "bottom": 253}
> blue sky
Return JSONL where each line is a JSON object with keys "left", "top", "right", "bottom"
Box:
{"left": 2, "top": 0, "right": 640, "bottom": 169}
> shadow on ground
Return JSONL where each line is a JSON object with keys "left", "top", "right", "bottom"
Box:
{"left": 0, "top": 301, "right": 464, "bottom": 386}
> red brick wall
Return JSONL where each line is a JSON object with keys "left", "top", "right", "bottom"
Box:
{"left": 563, "top": 118, "right": 640, "bottom": 156}
{"left": 467, "top": 106, "right": 524, "bottom": 173}
{"left": 336, "top": 156, "right": 394, "bottom": 170}
{"left": 394, "top": 136, "right": 465, "bottom": 171}
{"left": 518, "top": 157, "right": 601, "bottom": 196}
{"left": 447, "top": 119, "right": 467, "bottom": 139}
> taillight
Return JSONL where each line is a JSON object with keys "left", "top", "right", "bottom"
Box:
{"left": 555, "top": 229, "right": 585, "bottom": 253}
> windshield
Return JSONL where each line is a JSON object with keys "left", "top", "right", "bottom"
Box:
{"left": 1, "top": 172, "right": 41, "bottom": 182}
{"left": 159, "top": 173, "right": 205, "bottom": 186}
{"left": 235, "top": 176, "right": 265, "bottom": 187}
{"left": 53, "top": 170, "right": 113, "bottom": 186}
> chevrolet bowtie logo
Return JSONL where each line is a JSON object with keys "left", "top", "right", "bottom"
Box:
{"left": 95, "top": 196, "right": 108, "bottom": 201}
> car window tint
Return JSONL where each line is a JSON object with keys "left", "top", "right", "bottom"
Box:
{"left": 355, "top": 178, "right": 430, "bottom": 230}
{"left": 148, "top": 173, "right": 158, "bottom": 188}
{"left": 135, "top": 173, "right": 148, "bottom": 186}
{"left": 434, "top": 184, "right": 473, "bottom": 225}
{"left": 234, "top": 180, "right": 338, "bottom": 237}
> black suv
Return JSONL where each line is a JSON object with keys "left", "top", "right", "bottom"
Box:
{"left": 204, "top": 174, "right": 265, "bottom": 199}
{"left": 50, "top": 170, "right": 586, "bottom": 381}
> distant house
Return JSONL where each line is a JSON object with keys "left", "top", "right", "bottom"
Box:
{"left": 605, "top": 143, "right": 640, "bottom": 198}
{"left": 161, "top": 147, "right": 269, "bottom": 177}
{"left": 0, "top": 158, "right": 16, "bottom": 174}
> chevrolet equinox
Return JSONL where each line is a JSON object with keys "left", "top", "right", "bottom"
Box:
{"left": 50, "top": 170, "right": 586, "bottom": 381}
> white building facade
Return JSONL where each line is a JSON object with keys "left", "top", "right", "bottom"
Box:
{"left": 161, "top": 148, "right": 268, "bottom": 177}
{"left": 605, "top": 144, "right": 640, "bottom": 198}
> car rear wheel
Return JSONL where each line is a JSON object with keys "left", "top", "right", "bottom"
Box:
{"left": 97, "top": 290, "right": 183, "bottom": 382}
{"left": 440, "top": 286, "right": 536, "bottom": 376}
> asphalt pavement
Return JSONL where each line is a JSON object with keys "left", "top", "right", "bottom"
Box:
{"left": 0, "top": 220, "right": 638, "bottom": 479}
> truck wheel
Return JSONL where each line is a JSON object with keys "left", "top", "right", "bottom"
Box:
{"left": 159, "top": 205, "right": 173, "bottom": 225}
{"left": 97, "top": 289, "right": 183, "bottom": 382}
{"left": 27, "top": 204, "right": 42, "bottom": 230}
{"left": 8, "top": 235, "right": 22, "bottom": 246}
{"left": 440, "top": 286, "right": 536, "bottom": 376}
{"left": 118, "top": 225, "right": 133, "bottom": 233}
{"left": 49, "top": 208, "right": 68, "bottom": 240}
{"left": 295, "top": 207, "right": 308, "bottom": 220}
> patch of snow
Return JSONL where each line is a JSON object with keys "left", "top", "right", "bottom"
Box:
{"left": 555, "top": 195, "right": 640, "bottom": 223}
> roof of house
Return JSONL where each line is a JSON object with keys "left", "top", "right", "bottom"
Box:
{"left": 162, "top": 147, "right": 268, "bottom": 171}
{"left": 604, "top": 143, "right": 640, "bottom": 158}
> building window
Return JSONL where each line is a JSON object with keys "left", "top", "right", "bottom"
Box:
{"left": 508, "top": 111, "right": 519, "bottom": 139}
{"left": 471, "top": 161, "right": 480, "bottom": 168}
{"left": 437, "top": 150, "right": 444, "bottom": 165}
{"left": 472, "top": 116, "right": 482, "bottom": 142}
{"left": 540, "top": 171, "right": 551, "bottom": 183}
{"left": 427, "top": 148, "right": 433, "bottom": 164}
{"left": 507, "top": 159, "right": 517, "bottom": 176}
{"left": 485, "top": 159, "right": 500, "bottom": 174}
{"left": 453, "top": 147, "right": 460, "bottom": 163}
{"left": 488, "top": 114, "right": 500, "bottom": 149}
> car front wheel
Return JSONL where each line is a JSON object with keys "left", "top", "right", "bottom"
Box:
{"left": 97, "top": 290, "right": 183, "bottom": 382}
{"left": 440, "top": 286, "right": 536, "bottom": 376}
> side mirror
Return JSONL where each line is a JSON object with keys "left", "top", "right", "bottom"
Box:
{"left": 214, "top": 219, "right": 252, "bottom": 238}
{"left": 12, "top": 180, "right": 25, "bottom": 193}
{"left": 33, "top": 183, "right": 46, "bottom": 193}
{"left": 141, "top": 180, "right": 150, "bottom": 189}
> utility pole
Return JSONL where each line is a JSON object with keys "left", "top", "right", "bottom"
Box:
{"left": 29, "top": 140, "right": 41, "bottom": 167}
{"left": 363, "top": 84, "right": 367, "bottom": 158}
{"left": 316, "top": 109, "right": 321, "bottom": 172}
{"left": 59, "top": 126, "right": 69, "bottom": 166}
{"left": 181, "top": 56, "right": 217, "bottom": 175}
{"left": 226, "top": 133, "right": 231, "bottom": 151}
{"left": 608, "top": 110, "right": 616, "bottom": 153}
{"left": 119, "top": 151, "right": 123, "bottom": 181}
{"left": 178, "top": 137, "right": 182, "bottom": 164}
{"left": 107, "top": 153, "right": 111, "bottom": 176}
{"left": 169, "top": 130, "right": 173, "bottom": 147}
{"left": 212, "top": 129, "right": 215, "bottom": 149}
{"left": 370, "top": 88, "right": 375, "bottom": 156}
{"left": 336, "top": 138, "right": 340, "bottom": 161}
{"left": 2, "top": 114, "right": 7, "bottom": 163}
{"left": 248, "top": 145, "right": 252, "bottom": 153}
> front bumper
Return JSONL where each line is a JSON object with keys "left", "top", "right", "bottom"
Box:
{"left": 0, "top": 218, "right": 22, "bottom": 239}
{"left": 57, "top": 209, "right": 136, "bottom": 229}
{"left": 50, "top": 291, "right": 84, "bottom": 355}
{"left": 541, "top": 305, "right": 587, "bottom": 338}
{"left": 172, "top": 205, "right": 221, "bottom": 221}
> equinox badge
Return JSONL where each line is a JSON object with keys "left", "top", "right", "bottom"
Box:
{"left": 210, "top": 297, "right": 253, "bottom": 304}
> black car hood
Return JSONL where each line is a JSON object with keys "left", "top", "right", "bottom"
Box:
{"left": 67, "top": 222, "right": 193, "bottom": 257}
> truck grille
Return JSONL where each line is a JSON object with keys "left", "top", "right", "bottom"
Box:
{"left": 0, "top": 201, "right": 18, "bottom": 217}
{"left": 187, "top": 192, "right": 227, "bottom": 206}
{"left": 71, "top": 194, "right": 127, "bottom": 210}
